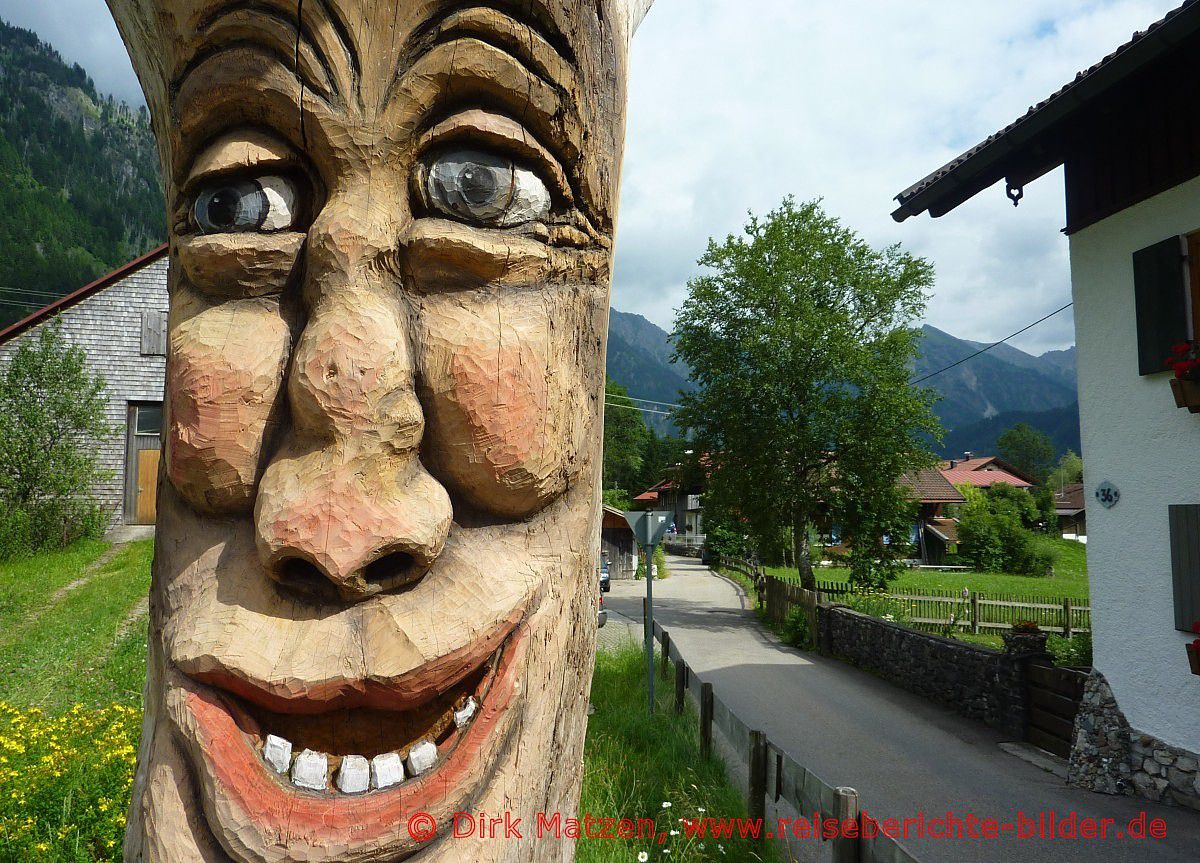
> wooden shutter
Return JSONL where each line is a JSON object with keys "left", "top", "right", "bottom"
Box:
{"left": 140, "top": 310, "right": 167, "bottom": 355}
{"left": 1169, "top": 504, "right": 1200, "bottom": 632}
{"left": 1132, "top": 237, "right": 1187, "bottom": 375}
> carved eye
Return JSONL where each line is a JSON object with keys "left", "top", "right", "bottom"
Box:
{"left": 193, "top": 176, "right": 298, "bottom": 234}
{"left": 425, "top": 149, "right": 551, "bottom": 227}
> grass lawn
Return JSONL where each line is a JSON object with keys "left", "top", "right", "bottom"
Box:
{"left": 0, "top": 541, "right": 770, "bottom": 863}
{"left": 767, "top": 537, "right": 1090, "bottom": 600}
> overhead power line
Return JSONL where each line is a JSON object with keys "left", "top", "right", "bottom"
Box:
{"left": 912, "top": 302, "right": 1074, "bottom": 385}
{"left": 613, "top": 393, "right": 684, "bottom": 410}
{"left": 604, "top": 400, "right": 674, "bottom": 417}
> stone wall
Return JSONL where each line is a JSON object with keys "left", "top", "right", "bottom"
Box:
{"left": 819, "top": 605, "right": 1028, "bottom": 737}
{"left": 1070, "top": 669, "right": 1200, "bottom": 811}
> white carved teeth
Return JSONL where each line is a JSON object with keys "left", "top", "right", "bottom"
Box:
{"left": 336, "top": 755, "right": 370, "bottom": 794}
{"left": 453, "top": 697, "right": 477, "bottom": 729}
{"left": 262, "top": 734, "right": 292, "bottom": 774}
{"left": 291, "top": 749, "right": 329, "bottom": 791}
{"left": 371, "top": 752, "right": 406, "bottom": 789}
{"left": 406, "top": 740, "right": 438, "bottom": 776}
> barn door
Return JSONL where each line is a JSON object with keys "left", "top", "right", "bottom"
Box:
{"left": 125, "top": 403, "right": 163, "bottom": 525}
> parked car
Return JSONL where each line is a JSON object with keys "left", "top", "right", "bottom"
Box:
{"left": 597, "top": 588, "right": 608, "bottom": 628}
{"left": 599, "top": 557, "right": 611, "bottom": 593}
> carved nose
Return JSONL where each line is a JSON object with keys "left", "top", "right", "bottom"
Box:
{"left": 252, "top": 258, "right": 453, "bottom": 602}
{"left": 254, "top": 447, "right": 453, "bottom": 601}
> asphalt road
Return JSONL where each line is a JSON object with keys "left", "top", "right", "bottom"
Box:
{"left": 606, "top": 555, "right": 1200, "bottom": 863}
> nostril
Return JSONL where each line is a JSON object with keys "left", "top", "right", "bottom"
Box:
{"left": 275, "top": 557, "right": 342, "bottom": 603}
{"left": 362, "top": 551, "right": 418, "bottom": 592}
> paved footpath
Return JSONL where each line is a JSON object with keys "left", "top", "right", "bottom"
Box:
{"left": 606, "top": 555, "right": 1200, "bottom": 863}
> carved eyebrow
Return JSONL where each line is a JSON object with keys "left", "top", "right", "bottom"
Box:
{"left": 174, "top": 0, "right": 361, "bottom": 109}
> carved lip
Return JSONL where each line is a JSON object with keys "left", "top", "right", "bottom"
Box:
{"left": 170, "top": 625, "right": 528, "bottom": 860}
{"left": 180, "top": 609, "right": 525, "bottom": 714}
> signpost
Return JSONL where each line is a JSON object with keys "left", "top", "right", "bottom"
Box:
{"left": 623, "top": 510, "right": 672, "bottom": 714}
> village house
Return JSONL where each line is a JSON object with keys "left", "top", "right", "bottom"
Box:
{"left": 0, "top": 245, "right": 169, "bottom": 527}
{"left": 894, "top": 0, "right": 1200, "bottom": 806}
{"left": 940, "top": 454, "right": 1035, "bottom": 490}
{"left": 901, "top": 468, "right": 966, "bottom": 565}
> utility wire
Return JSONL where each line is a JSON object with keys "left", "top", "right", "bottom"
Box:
{"left": 612, "top": 393, "right": 684, "bottom": 410}
{"left": 604, "top": 400, "right": 674, "bottom": 417}
{"left": 912, "top": 302, "right": 1074, "bottom": 385}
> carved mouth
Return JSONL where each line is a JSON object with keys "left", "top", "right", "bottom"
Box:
{"left": 167, "top": 626, "right": 528, "bottom": 861}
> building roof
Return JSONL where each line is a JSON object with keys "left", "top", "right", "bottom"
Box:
{"left": 942, "top": 468, "right": 1032, "bottom": 490}
{"left": 940, "top": 455, "right": 1038, "bottom": 485}
{"left": 901, "top": 469, "right": 966, "bottom": 504}
{"left": 0, "top": 244, "right": 169, "bottom": 346}
{"left": 1054, "top": 482, "right": 1086, "bottom": 516}
{"left": 925, "top": 518, "right": 960, "bottom": 544}
{"left": 892, "top": 1, "right": 1200, "bottom": 223}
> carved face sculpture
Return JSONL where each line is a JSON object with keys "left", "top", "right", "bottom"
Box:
{"left": 107, "top": 2, "right": 651, "bottom": 860}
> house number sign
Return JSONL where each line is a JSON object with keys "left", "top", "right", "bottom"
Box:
{"left": 1095, "top": 481, "right": 1121, "bottom": 509}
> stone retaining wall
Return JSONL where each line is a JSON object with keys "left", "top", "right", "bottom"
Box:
{"left": 819, "top": 605, "right": 1027, "bottom": 738}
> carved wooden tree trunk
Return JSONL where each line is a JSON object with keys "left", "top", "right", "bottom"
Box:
{"left": 104, "top": 2, "right": 652, "bottom": 860}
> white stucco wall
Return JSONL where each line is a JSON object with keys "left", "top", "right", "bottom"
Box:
{"left": 1070, "top": 174, "right": 1200, "bottom": 753}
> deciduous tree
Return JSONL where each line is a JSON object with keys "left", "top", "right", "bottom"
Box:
{"left": 673, "top": 197, "right": 941, "bottom": 588}
{"left": 997, "top": 422, "right": 1055, "bottom": 484}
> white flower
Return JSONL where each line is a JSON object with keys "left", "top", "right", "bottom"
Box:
{"left": 718, "top": 844, "right": 726, "bottom": 855}
{"left": 662, "top": 801, "right": 672, "bottom": 809}
{"left": 638, "top": 853, "right": 649, "bottom": 863}
{"left": 698, "top": 844, "right": 706, "bottom": 850}
{"left": 670, "top": 830, "right": 679, "bottom": 836}
{"left": 697, "top": 807, "right": 705, "bottom": 813}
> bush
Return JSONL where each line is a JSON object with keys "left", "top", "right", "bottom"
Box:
{"left": 1048, "top": 632, "right": 1093, "bottom": 668}
{"left": 0, "top": 324, "right": 115, "bottom": 559}
{"left": 956, "top": 484, "right": 1057, "bottom": 576}
{"left": 781, "top": 607, "right": 811, "bottom": 648}
{"left": 0, "top": 701, "right": 138, "bottom": 862}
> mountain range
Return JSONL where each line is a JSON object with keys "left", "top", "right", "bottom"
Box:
{"left": 605, "top": 316, "right": 1081, "bottom": 457}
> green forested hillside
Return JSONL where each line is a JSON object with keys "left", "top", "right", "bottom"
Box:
{"left": 0, "top": 18, "right": 163, "bottom": 329}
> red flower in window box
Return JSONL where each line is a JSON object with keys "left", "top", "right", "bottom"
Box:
{"left": 1165, "top": 342, "right": 1200, "bottom": 412}
{"left": 1189, "top": 622, "right": 1200, "bottom": 676}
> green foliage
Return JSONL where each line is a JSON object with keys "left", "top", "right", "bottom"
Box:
{"left": 581, "top": 645, "right": 778, "bottom": 863}
{"left": 601, "top": 488, "right": 632, "bottom": 511}
{"left": 1032, "top": 484, "right": 1058, "bottom": 534}
{"left": 996, "top": 422, "right": 1055, "bottom": 484}
{"left": 0, "top": 324, "right": 115, "bottom": 558}
{"left": 1048, "top": 632, "right": 1093, "bottom": 668}
{"left": 781, "top": 607, "right": 812, "bottom": 648}
{"left": 672, "top": 197, "right": 941, "bottom": 590}
{"left": 636, "top": 546, "right": 669, "bottom": 581}
{"left": 1047, "top": 449, "right": 1084, "bottom": 492}
{"left": 840, "top": 588, "right": 911, "bottom": 625}
{"left": 0, "top": 19, "right": 164, "bottom": 329}
{"left": 956, "top": 484, "right": 1057, "bottom": 577}
{"left": 603, "top": 379, "right": 650, "bottom": 496}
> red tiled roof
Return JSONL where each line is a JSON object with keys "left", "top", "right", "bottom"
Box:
{"left": 901, "top": 469, "right": 966, "bottom": 504}
{"left": 939, "top": 456, "right": 1037, "bottom": 485}
{"left": 942, "top": 468, "right": 1032, "bottom": 490}
{"left": 0, "top": 244, "right": 169, "bottom": 346}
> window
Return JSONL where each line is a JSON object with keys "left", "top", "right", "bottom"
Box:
{"left": 1169, "top": 505, "right": 1200, "bottom": 632}
{"left": 133, "top": 403, "right": 163, "bottom": 437}
{"left": 1132, "top": 236, "right": 1188, "bottom": 375}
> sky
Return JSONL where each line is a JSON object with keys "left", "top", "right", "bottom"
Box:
{"left": 0, "top": 0, "right": 1184, "bottom": 354}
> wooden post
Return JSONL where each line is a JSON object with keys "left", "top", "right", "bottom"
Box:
{"left": 699, "top": 682, "right": 714, "bottom": 760}
{"left": 971, "top": 591, "right": 979, "bottom": 635}
{"left": 1063, "top": 598, "right": 1073, "bottom": 639}
{"left": 831, "top": 786, "right": 861, "bottom": 863}
{"left": 661, "top": 630, "right": 671, "bottom": 678}
{"left": 674, "top": 661, "right": 687, "bottom": 714}
{"left": 748, "top": 731, "right": 767, "bottom": 826}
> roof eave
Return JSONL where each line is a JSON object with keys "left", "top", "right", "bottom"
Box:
{"left": 891, "top": 3, "right": 1200, "bottom": 223}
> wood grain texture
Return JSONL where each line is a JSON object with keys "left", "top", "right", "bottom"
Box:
{"left": 106, "top": 1, "right": 651, "bottom": 861}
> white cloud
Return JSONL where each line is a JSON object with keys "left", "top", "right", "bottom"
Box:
{"left": 616, "top": 0, "right": 1181, "bottom": 354}
{"left": 0, "top": 0, "right": 1181, "bottom": 354}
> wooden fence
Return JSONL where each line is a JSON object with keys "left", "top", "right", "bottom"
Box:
{"left": 724, "top": 560, "right": 1091, "bottom": 636}
{"left": 655, "top": 622, "right": 922, "bottom": 863}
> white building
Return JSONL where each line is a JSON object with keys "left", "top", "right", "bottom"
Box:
{"left": 0, "top": 245, "right": 168, "bottom": 526}
{"left": 893, "top": 2, "right": 1200, "bottom": 807}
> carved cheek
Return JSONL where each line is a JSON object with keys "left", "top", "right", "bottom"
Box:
{"left": 166, "top": 298, "right": 290, "bottom": 513}
{"left": 422, "top": 335, "right": 566, "bottom": 518}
